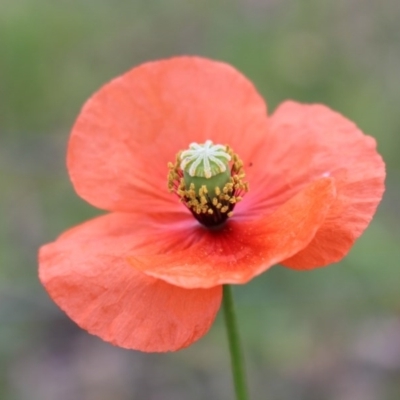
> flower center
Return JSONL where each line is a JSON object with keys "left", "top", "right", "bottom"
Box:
{"left": 168, "top": 140, "right": 248, "bottom": 228}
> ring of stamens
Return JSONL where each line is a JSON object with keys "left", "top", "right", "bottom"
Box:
{"left": 168, "top": 144, "right": 248, "bottom": 228}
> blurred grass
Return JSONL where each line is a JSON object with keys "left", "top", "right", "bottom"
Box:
{"left": 1, "top": 0, "right": 400, "bottom": 399}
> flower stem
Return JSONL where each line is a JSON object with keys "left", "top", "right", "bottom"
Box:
{"left": 222, "top": 285, "right": 249, "bottom": 400}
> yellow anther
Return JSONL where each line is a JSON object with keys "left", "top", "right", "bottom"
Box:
{"left": 167, "top": 142, "right": 249, "bottom": 227}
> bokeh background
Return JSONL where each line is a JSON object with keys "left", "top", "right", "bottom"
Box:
{"left": 2, "top": 0, "right": 400, "bottom": 399}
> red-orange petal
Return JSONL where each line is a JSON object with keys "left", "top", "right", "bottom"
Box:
{"left": 68, "top": 56, "right": 268, "bottom": 213}
{"left": 39, "top": 213, "right": 222, "bottom": 352}
{"left": 128, "top": 178, "right": 336, "bottom": 288}
{"left": 254, "top": 101, "right": 385, "bottom": 269}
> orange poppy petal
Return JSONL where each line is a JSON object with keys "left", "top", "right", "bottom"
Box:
{"left": 255, "top": 101, "right": 385, "bottom": 269}
{"left": 68, "top": 56, "right": 268, "bottom": 213}
{"left": 129, "top": 178, "right": 336, "bottom": 288}
{"left": 39, "top": 213, "right": 222, "bottom": 352}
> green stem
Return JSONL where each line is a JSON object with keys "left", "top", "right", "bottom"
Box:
{"left": 222, "top": 285, "right": 249, "bottom": 400}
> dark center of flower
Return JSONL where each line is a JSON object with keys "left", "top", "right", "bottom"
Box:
{"left": 167, "top": 140, "right": 248, "bottom": 228}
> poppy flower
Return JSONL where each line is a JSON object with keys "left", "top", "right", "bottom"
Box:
{"left": 39, "top": 56, "right": 385, "bottom": 352}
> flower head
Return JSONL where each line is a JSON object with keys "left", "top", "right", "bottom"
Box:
{"left": 39, "top": 57, "right": 385, "bottom": 352}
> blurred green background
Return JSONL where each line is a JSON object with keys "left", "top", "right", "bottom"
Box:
{"left": 1, "top": 0, "right": 400, "bottom": 399}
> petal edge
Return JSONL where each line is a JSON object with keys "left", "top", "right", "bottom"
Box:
{"left": 39, "top": 213, "right": 222, "bottom": 352}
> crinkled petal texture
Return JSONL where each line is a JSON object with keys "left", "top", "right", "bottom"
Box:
{"left": 68, "top": 56, "right": 268, "bottom": 214}
{"left": 67, "top": 56, "right": 385, "bottom": 271}
{"left": 128, "top": 178, "right": 336, "bottom": 288}
{"left": 39, "top": 213, "right": 222, "bottom": 352}
{"left": 244, "top": 101, "right": 385, "bottom": 269}
{"left": 40, "top": 57, "right": 385, "bottom": 352}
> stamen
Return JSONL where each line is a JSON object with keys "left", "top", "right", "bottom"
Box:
{"left": 167, "top": 141, "right": 249, "bottom": 228}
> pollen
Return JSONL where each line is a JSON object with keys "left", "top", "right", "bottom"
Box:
{"left": 167, "top": 141, "right": 249, "bottom": 228}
